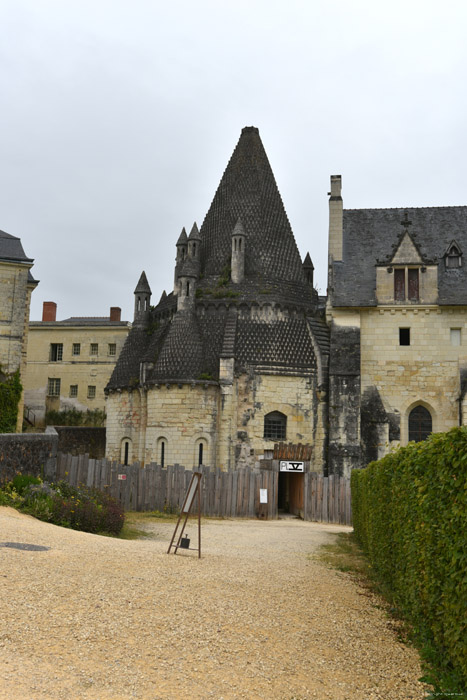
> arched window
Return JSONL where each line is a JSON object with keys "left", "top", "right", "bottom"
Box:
{"left": 194, "top": 438, "right": 208, "bottom": 467}
{"left": 157, "top": 437, "right": 167, "bottom": 467}
{"left": 264, "top": 411, "right": 287, "bottom": 440}
{"left": 121, "top": 438, "right": 132, "bottom": 466}
{"left": 408, "top": 406, "right": 432, "bottom": 442}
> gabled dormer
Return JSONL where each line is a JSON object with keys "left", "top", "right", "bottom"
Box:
{"left": 376, "top": 213, "right": 438, "bottom": 305}
{"left": 443, "top": 240, "right": 463, "bottom": 270}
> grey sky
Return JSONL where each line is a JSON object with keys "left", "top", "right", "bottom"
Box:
{"left": 1, "top": 0, "right": 466, "bottom": 321}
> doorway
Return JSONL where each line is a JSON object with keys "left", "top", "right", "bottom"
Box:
{"left": 278, "top": 472, "right": 304, "bottom": 516}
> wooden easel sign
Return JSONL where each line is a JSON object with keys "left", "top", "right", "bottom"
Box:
{"left": 167, "top": 471, "right": 202, "bottom": 558}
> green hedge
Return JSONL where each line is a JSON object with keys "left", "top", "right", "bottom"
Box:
{"left": 351, "top": 427, "right": 467, "bottom": 691}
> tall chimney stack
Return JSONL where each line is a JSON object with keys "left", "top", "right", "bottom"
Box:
{"left": 42, "top": 301, "right": 57, "bottom": 322}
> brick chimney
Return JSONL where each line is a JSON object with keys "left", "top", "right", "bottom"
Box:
{"left": 110, "top": 307, "right": 121, "bottom": 322}
{"left": 42, "top": 301, "right": 57, "bottom": 322}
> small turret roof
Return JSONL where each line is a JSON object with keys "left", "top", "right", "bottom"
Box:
{"left": 232, "top": 219, "right": 246, "bottom": 237}
{"left": 134, "top": 271, "right": 152, "bottom": 295}
{"left": 303, "top": 252, "right": 314, "bottom": 269}
{"left": 176, "top": 227, "right": 188, "bottom": 246}
{"left": 179, "top": 257, "right": 199, "bottom": 278}
{"left": 188, "top": 222, "right": 201, "bottom": 240}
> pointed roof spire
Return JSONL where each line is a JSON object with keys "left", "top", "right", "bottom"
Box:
{"left": 134, "top": 271, "right": 152, "bottom": 295}
{"left": 176, "top": 227, "right": 188, "bottom": 246}
{"left": 159, "top": 290, "right": 167, "bottom": 304}
{"left": 188, "top": 222, "right": 201, "bottom": 240}
{"left": 303, "top": 252, "right": 314, "bottom": 269}
{"left": 199, "top": 126, "right": 305, "bottom": 283}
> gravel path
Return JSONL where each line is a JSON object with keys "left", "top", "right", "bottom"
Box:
{"left": 0, "top": 506, "right": 427, "bottom": 699}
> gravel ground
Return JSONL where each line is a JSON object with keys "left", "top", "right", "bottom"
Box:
{"left": 0, "top": 506, "right": 428, "bottom": 700}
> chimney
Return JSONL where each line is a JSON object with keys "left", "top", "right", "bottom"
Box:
{"left": 328, "top": 174, "right": 343, "bottom": 264}
{"left": 42, "top": 301, "right": 57, "bottom": 322}
{"left": 110, "top": 306, "right": 121, "bottom": 322}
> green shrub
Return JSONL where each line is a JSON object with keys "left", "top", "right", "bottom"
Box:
{"left": 352, "top": 427, "right": 467, "bottom": 693}
{"left": 45, "top": 407, "right": 106, "bottom": 427}
{"left": 0, "top": 478, "right": 124, "bottom": 536}
{"left": 0, "top": 369, "right": 22, "bottom": 432}
{"left": 11, "top": 474, "right": 41, "bottom": 494}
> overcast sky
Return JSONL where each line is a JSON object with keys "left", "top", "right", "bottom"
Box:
{"left": 1, "top": 0, "right": 466, "bottom": 321}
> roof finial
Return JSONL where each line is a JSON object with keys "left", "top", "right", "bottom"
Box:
{"left": 401, "top": 211, "right": 412, "bottom": 232}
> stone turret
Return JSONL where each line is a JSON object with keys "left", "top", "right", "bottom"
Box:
{"left": 134, "top": 271, "right": 152, "bottom": 327}
{"left": 177, "top": 258, "right": 198, "bottom": 312}
{"left": 174, "top": 227, "right": 188, "bottom": 294}
{"left": 231, "top": 219, "right": 246, "bottom": 283}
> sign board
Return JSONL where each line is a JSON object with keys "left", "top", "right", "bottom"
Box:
{"left": 260, "top": 488, "right": 268, "bottom": 504}
{"left": 279, "top": 461, "right": 304, "bottom": 472}
{"left": 117, "top": 474, "right": 127, "bottom": 480}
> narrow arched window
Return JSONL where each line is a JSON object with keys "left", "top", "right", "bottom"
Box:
{"left": 186, "top": 281, "right": 190, "bottom": 297}
{"left": 121, "top": 438, "right": 132, "bottom": 465}
{"left": 408, "top": 406, "right": 432, "bottom": 442}
{"left": 264, "top": 411, "right": 287, "bottom": 440}
{"left": 198, "top": 442, "right": 203, "bottom": 466}
{"left": 157, "top": 437, "right": 167, "bottom": 467}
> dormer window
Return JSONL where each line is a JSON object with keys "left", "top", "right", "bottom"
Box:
{"left": 394, "top": 267, "right": 419, "bottom": 302}
{"left": 445, "top": 242, "right": 462, "bottom": 269}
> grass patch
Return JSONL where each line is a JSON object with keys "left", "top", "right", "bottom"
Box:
{"left": 314, "top": 531, "right": 371, "bottom": 576}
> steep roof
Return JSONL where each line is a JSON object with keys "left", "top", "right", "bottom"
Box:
{"left": 199, "top": 126, "right": 306, "bottom": 285}
{"left": 0, "top": 230, "right": 33, "bottom": 264}
{"left": 333, "top": 206, "right": 467, "bottom": 306}
{"left": 134, "top": 271, "right": 152, "bottom": 295}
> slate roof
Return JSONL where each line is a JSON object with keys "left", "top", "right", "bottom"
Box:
{"left": 199, "top": 127, "right": 307, "bottom": 290}
{"left": 0, "top": 230, "right": 34, "bottom": 264}
{"left": 333, "top": 206, "right": 467, "bottom": 306}
{"left": 108, "top": 127, "right": 324, "bottom": 390}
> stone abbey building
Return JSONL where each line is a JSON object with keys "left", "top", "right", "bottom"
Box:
{"left": 106, "top": 126, "right": 467, "bottom": 479}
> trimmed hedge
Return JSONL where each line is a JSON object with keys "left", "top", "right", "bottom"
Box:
{"left": 352, "top": 427, "right": 467, "bottom": 691}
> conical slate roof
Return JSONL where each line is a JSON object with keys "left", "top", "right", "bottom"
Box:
{"left": 134, "top": 271, "right": 151, "bottom": 295}
{"left": 200, "top": 126, "right": 305, "bottom": 284}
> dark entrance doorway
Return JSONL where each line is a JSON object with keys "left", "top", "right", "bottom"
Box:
{"left": 278, "top": 472, "right": 304, "bottom": 516}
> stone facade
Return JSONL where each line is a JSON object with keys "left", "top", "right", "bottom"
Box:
{"left": 0, "top": 230, "right": 38, "bottom": 431}
{"left": 24, "top": 303, "right": 130, "bottom": 426}
{"left": 106, "top": 130, "right": 467, "bottom": 479}
{"left": 327, "top": 175, "right": 467, "bottom": 474}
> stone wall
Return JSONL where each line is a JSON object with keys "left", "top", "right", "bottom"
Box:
{"left": 360, "top": 306, "right": 467, "bottom": 444}
{"left": 53, "top": 426, "right": 106, "bottom": 458}
{"left": 0, "top": 427, "right": 58, "bottom": 485}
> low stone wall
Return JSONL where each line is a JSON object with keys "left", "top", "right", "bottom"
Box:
{"left": 0, "top": 427, "right": 58, "bottom": 485}
{"left": 53, "top": 427, "right": 106, "bottom": 459}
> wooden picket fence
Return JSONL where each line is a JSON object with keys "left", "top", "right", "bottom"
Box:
{"left": 55, "top": 453, "right": 352, "bottom": 525}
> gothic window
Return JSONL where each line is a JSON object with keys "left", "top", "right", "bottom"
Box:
{"left": 445, "top": 242, "right": 462, "bottom": 269}
{"left": 394, "top": 268, "right": 419, "bottom": 301}
{"left": 264, "top": 411, "right": 287, "bottom": 440}
{"left": 394, "top": 269, "right": 405, "bottom": 300}
{"left": 408, "top": 405, "right": 432, "bottom": 442}
{"left": 408, "top": 269, "right": 419, "bottom": 301}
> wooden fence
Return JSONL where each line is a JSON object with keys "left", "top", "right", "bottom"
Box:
{"left": 55, "top": 453, "right": 352, "bottom": 525}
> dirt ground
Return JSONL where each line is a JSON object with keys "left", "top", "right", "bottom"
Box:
{"left": 0, "top": 507, "right": 428, "bottom": 699}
